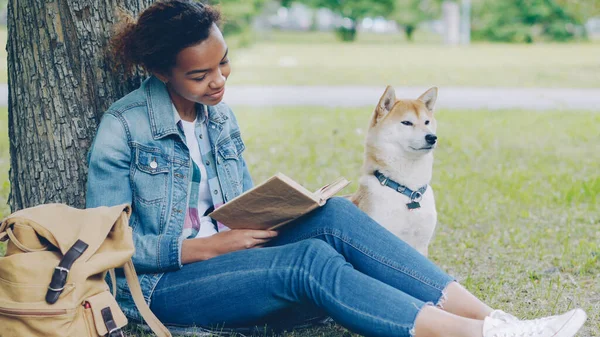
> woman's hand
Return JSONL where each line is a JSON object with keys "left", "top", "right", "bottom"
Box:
{"left": 181, "top": 229, "right": 278, "bottom": 264}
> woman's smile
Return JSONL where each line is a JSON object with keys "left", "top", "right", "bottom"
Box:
{"left": 205, "top": 87, "right": 225, "bottom": 100}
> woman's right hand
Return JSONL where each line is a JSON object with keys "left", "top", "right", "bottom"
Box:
{"left": 181, "top": 229, "right": 278, "bottom": 264}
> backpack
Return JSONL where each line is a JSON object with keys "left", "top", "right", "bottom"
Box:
{"left": 0, "top": 203, "right": 171, "bottom": 337}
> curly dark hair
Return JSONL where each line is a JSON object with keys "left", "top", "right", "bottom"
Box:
{"left": 110, "top": 0, "right": 221, "bottom": 75}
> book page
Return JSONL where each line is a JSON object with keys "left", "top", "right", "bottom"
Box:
{"left": 275, "top": 173, "right": 321, "bottom": 204}
{"left": 314, "top": 177, "right": 350, "bottom": 205}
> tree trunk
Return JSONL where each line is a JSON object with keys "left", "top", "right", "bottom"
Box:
{"left": 336, "top": 19, "right": 357, "bottom": 42}
{"left": 6, "top": 0, "right": 153, "bottom": 212}
{"left": 405, "top": 25, "right": 415, "bottom": 41}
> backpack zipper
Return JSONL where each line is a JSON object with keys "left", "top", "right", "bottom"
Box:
{"left": 0, "top": 307, "right": 68, "bottom": 316}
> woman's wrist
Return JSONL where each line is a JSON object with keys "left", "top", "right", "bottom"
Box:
{"left": 181, "top": 237, "right": 219, "bottom": 264}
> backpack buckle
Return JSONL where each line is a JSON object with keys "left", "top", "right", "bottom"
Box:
{"left": 54, "top": 266, "right": 70, "bottom": 274}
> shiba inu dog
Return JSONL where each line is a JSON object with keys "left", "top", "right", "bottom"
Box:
{"left": 352, "top": 86, "right": 439, "bottom": 256}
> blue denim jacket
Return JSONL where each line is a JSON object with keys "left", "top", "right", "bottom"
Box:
{"left": 85, "top": 76, "right": 253, "bottom": 320}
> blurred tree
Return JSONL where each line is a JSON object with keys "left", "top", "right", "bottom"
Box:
{"left": 291, "top": 0, "right": 395, "bottom": 41}
{"left": 555, "top": 0, "right": 600, "bottom": 24}
{"left": 390, "top": 0, "right": 441, "bottom": 41}
{"left": 206, "top": 0, "right": 267, "bottom": 37}
{"left": 472, "top": 0, "right": 586, "bottom": 42}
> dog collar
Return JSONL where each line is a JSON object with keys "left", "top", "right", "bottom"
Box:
{"left": 373, "top": 170, "right": 427, "bottom": 210}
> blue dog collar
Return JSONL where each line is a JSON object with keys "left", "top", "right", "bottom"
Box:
{"left": 374, "top": 170, "right": 428, "bottom": 209}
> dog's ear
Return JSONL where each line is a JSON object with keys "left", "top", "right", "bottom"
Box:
{"left": 373, "top": 86, "right": 396, "bottom": 125}
{"left": 418, "top": 87, "right": 438, "bottom": 112}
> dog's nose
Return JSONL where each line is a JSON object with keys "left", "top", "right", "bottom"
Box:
{"left": 425, "top": 134, "right": 437, "bottom": 145}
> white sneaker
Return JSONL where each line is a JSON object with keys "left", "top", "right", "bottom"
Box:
{"left": 489, "top": 310, "right": 519, "bottom": 322}
{"left": 483, "top": 308, "right": 587, "bottom": 337}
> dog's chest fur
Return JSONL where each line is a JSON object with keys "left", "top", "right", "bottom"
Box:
{"left": 356, "top": 176, "right": 437, "bottom": 255}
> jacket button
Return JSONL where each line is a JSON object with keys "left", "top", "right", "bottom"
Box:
{"left": 205, "top": 160, "right": 210, "bottom": 166}
{"left": 150, "top": 161, "right": 158, "bottom": 169}
{"left": 213, "top": 190, "right": 218, "bottom": 195}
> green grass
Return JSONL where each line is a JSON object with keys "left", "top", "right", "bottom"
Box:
{"left": 1, "top": 102, "right": 599, "bottom": 335}
{"left": 232, "top": 106, "right": 599, "bottom": 336}
{"left": 228, "top": 31, "right": 600, "bottom": 88}
{"left": 1, "top": 106, "right": 599, "bottom": 335}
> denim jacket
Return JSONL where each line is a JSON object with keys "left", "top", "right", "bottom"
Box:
{"left": 85, "top": 76, "right": 253, "bottom": 320}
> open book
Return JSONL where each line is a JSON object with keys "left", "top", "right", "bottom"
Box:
{"left": 209, "top": 173, "right": 350, "bottom": 230}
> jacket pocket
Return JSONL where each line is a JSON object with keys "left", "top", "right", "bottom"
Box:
{"left": 216, "top": 133, "right": 246, "bottom": 197}
{"left": 217, "top": 133, "right": 245, "bottom": 160}
{"left": 134, "top": 145, "right": 170, "bottom": 175}
{"left": 132, "top": 144, "right": 170, "bottom": 204}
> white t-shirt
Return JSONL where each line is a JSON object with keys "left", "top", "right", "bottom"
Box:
{"left": 180, "top": 119, "right": 217, "bottom": 238}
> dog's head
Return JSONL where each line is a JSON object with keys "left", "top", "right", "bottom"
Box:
{"left": 367, "top": 86, "right": 438, "bottom": 158}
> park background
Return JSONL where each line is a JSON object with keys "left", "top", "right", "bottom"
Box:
{"left": 0, "top": 0, "right": 598, "bottom": 336}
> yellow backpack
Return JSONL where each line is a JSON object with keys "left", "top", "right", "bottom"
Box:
{"left": 0, "top": 203, "right": 171, "bottom": 337}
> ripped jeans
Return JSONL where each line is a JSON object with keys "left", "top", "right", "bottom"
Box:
{"left": 150, "top": 198, "right": 455, "bottom": 337}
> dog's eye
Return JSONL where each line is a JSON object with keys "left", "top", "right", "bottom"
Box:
{"left": 401, "top": 121, "right": 413, "bottom": 126}
{"left": 425, "top": 120, "right": 430, "bottom": 125}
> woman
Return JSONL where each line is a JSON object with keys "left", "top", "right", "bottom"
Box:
{"left": 85, "top": 1, "right": 586, "bottom": 336}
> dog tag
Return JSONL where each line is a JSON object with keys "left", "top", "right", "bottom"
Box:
{"left": 406, "top": 201, "right": 421, "bottom": 210}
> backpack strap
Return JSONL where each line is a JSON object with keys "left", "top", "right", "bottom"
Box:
{"left": 101, "top": 307, "right": 126, "bottom": 337}
{"left": 123, "top": 260, "right": 172, "bottom": 337}
{"left": 46, "top": 239, "right": 89, "bottom": 304}
{"left": 108, "top": 268, "right": 118, "bottom": 297}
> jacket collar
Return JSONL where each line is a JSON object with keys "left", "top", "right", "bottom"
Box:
{"left": 144, "top": 76, "right": 228, "bottom": 140}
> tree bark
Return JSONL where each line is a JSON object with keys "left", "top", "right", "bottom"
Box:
{"left": 6, "top": 0, "right": 153, "bottom": 211}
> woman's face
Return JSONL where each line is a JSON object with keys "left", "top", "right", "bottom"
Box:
{"left": 159, "top": 23, "right": 231, "bottom": 106}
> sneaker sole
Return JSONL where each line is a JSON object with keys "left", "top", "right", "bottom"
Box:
{"left": 553, "top": 309, "right": 587, "bottom": 337}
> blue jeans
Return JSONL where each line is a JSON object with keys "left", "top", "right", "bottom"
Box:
{"left": 150, "top": 198, "right": 454, "bottom": 337}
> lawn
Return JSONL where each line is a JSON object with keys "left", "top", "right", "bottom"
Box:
{"left": 0, "top": 106, "right": 598, "bottom": 335}
{"left": 229, "top": 33, "right": 600, "bottom": 87}
{"left": 233, "top": 106, "right": 600, "bottom": 336}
